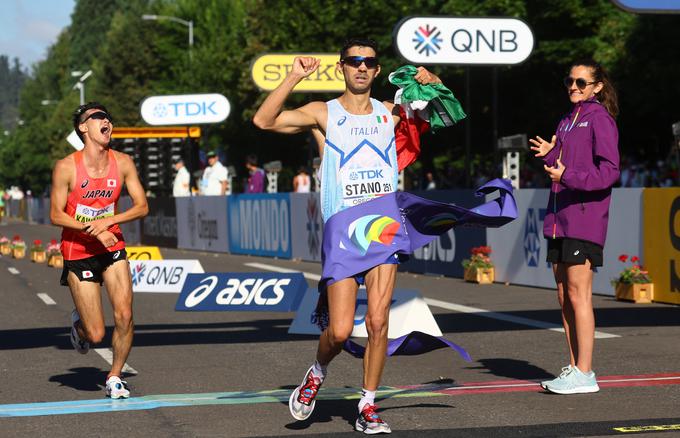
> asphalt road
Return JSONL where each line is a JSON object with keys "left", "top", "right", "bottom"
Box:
{"left": 0, "top": 221, "right": 679, "bottom": 438}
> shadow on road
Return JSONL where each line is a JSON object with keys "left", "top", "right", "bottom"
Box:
{"left": 48, "top": 367, "right": 135, "bottom": 392}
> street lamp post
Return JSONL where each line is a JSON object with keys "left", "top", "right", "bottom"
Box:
{"left": 72, "top": 70, "right": 93, "bottom": 106}
{"left": 142, "top": 14, "right": 194, "bottom": 62}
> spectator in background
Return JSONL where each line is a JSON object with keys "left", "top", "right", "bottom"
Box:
{"left": 172, "top": 158, "right": 191, "bottom": 197}
{"left": 0, "top": 187, "right": 5, "bottom": 222}
{"left": 425, "top": 171, "right": 436, "bottom": 190}
{"left": 293, "top": 166, "right": 311, "bottom": 193}
{"left": 200, "top": 151, "right": 229, "bottom": 196}
{"left": 244, "top": 154, "right": 265, "bottom": 193}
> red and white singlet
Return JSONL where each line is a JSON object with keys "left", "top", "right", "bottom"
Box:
{"left": 61, "top": 150, "right": 125, "bottom": 260}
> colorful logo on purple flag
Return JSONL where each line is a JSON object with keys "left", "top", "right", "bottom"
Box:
{"left": 423, "top": 213, "right": 457, "bottom": 230}
{"left": 348, "top": 214, "right": 400, "bottom": 254}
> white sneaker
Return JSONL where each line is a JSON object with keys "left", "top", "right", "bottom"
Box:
{"left": 545, "top": 366, "right": 600, "bottom": 394}
{"left": 105, "top": 376, "right": 130, "bottom": 399}
{"left": 70, "top": 309, "right": 89, "bottom": 354}
{"left": 540, "top": 365, "right": 572, "bottom": 389}
{"left": 288, "top": 365, "right": 323, "bottom": 421}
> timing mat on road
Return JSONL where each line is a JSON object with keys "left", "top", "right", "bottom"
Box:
{"left": 1, "top": 372, "right": 679, "bottom": 418}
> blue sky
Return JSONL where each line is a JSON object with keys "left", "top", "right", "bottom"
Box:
{"left": 0, "top": 0, "right": 75, "bottom": 70}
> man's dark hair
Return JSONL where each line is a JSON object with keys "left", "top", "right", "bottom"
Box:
{"left": 246, "top": 154, "right": 258, "bottom": 166}
{"left": 340, "top": 37, "right": 379, "bottom": 60}
{"left": 72, "top": 102, "right": 110, "bottom": 141}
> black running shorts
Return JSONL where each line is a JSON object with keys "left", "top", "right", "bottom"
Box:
{"left": 546, "top": 238, "right": 603, "bottom": 267}
{"left": 60, "top": 249, "right": 128, "bottom": 286}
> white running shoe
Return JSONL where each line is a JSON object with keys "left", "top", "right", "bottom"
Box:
{"left": 288, "top": 365, "right": 323, "bottom": 421}
{"left": 105, "top": 376, "right": 130, "bottom": 399}
{"left": 355, "top": 403, "right": 391, "bottom": 434}
{"left": 70, "top": 309, "right": 89, "bottom": 354}
{"left": 540, "top": 365, "right": 572, "bottom": 389}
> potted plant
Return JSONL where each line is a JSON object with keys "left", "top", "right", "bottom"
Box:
{"left": 462, "top": 245, "right": 494, "bottom": 284}
{"left": 0, "top": 236, "right": 10, "bottom": 255}
{"left": 612, "top": 254, "right": 653, "bottom": 303}
{"left": 31, "top": 239, "right": 47, "bottom": 263}
{"left": 11, "top": 235, "right": 26, "bottom": 259}
{"left": 47, "top": 239, "right": 63, "bottom": 268}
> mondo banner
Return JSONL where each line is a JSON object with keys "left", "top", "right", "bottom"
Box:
{"left": 228, "top": 193, "right": 291, "bottom": 258}
{"left": 175, "top": 272, "right": 307, "bottom": 312}
{"left": 643, "top": 188, "right": 680, "bottom": 304}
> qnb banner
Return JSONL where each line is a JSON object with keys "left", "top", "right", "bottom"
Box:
{"left": 228, "top": 194, "right": 291, "bottom": 258}
{"left": 126, "top": 246, "right": 163, "bottom": 260}
{"left": 394, "top": 16, "right": 534, "bottom": 65}
{"left": 175, "top": 273, "right": 307, "bottom": 312}
{"left": 130, "top": 260, "right": 204, "bottom": 293}
{"left": 251, "top": 53, "right": 344, "bottom": 92}
{"left": 176, "top": 196, "right": 230, "bottom": 252}
{"left": 140, "top": 93, "right": 230, "bottom": 125}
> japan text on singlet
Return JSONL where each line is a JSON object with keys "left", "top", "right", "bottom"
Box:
{"left": 61, "top": 149, "right": 125, "bottom": 260}
{"left": 320, "top": 98, "right": 398, "bottom": 222}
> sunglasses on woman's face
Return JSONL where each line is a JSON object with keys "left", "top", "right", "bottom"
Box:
{"left": 83, "top": 111, "right": 113, "bottom": 123}
{"left": 341, "top": 56, "right": 379, "bottom": 69}
{"left": 563, "top": 76, "right": 597, "bottom": 90}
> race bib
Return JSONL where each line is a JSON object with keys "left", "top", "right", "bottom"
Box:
{"left": 75, "top": 203, "right": 115, "bottom": 223}
{"left": 340, "top": 166, "right": 394, "bottom": 208}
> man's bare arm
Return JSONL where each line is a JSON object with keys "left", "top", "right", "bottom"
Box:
{"left": 253, "top": 56, "right": 325, "bottom": 134}
{"left": 50, "top": 157, "right": 88, "bottom": 231}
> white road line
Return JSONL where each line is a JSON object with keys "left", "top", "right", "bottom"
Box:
{"left": 93, "top": 348, "right": 138, "bottom": 375}
{"left": 246, "top": 262, "right": 620, "bottom": 339}
{"left": 8, "top": 267, "right": 19, "bottom": 275}
{"left": 36, "top": 293, "right": 56, "bottom": 305}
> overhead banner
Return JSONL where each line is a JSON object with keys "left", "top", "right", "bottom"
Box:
{"left": 643, "top": 188, "right": 680, "bottom": 304}
{"left": 126, "top": 246, "right": 163, "bottom": 260}
{"left": 290, "top": 193, "right": 324, "bottom": 262}
{"left": 228, "top": 193, "right": 291, "bottom": 258}
{"left": 176, "top": 196, "right": 230, "bottom": 252}
{"left": 398, "top": 190, "right": 486, "bottom": 277}
{"left": 488, "top": 188, "right": 644, "bottom": 296}
{"left": 612, "top": 0, "right": 680, "bottom": 14}
{"left": 140, "top": 93, "right": 230, "bottom": 125}
{"left": 175, "top": 272, "right": 307, "bottom": 312}
{"left": 289, "top": 288, "right": 443, "bottom": 338}
{"left": 130, "top": 259, "right": 204, "bottom": 293}
{"left": 141, "top": 197, "right": 177, "bottom": 248}
{"left": 251, "top": 53, "right": 345, "bottom": 92}
{"left": 394, "top": 16, "right": 534, "bottom": 65}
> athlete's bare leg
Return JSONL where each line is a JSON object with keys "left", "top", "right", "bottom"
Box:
{"left": 553, "top": 263, "right": 576, "bottom": 367}
{"left": 102, "top": 259, "right": 134, "bottom": 379}
{"left": 565, "top": 260, "right": 594, "bottom": 372}
{"left": 67, "top": 273, "right": 106, "bottom": 345}
{"left": 362, "top": 263, "right": 397, "bottom": 391}
{"left": 316, "top": 278, "right": 358, "bottom": 365}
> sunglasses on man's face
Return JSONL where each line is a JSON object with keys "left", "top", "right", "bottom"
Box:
{"left": 563, "top": 77, "right": 597, "bottom": 90}
{"left": 83, "top": 111, "right": 113, "bottom": 123}
{"left": 341, "top": 56, "right": 379, "bottom": 69}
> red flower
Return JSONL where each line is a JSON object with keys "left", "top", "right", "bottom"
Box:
{"left": 12, "top": 235, "right": 21, "bottom": 241}
{"left": 631, "top": 256, "right": 639, "bottom": 263}
{"left": 33, "top": 239, "right": 42, "bottom": 245}
{"left": 618, "top": 254, "right": 628, "bottom": 263}
{"left": 50, "top": 239, "right": 58, "bottom": 245}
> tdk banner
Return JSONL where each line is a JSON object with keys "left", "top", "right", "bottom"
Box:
{"left": 175, "top": 272, "right": 307, "bottom": 312}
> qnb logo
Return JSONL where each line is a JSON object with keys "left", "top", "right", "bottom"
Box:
{"left": 184, "top": 276, "right": 290, "bottom": 308}
{"left": 413, "top": 24, "right": 442, "bottom": 56}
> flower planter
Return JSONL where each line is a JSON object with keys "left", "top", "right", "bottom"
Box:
{"left": 0, "top": 244, "right": 10, "bottom": 256}
{"left": 464, "top": 267, "right": 494, "bottom": 284}
{"left": 48, "top": 254, "right": 64, "bottom": 268}
{"left": 615, "top": 282, "right": 654, "bottom": 304}
{"left": 32, "top": 251, "right": 47, "bottom": 263}
{"left": 12, "top": 248, "right": 26, "bottom": 259}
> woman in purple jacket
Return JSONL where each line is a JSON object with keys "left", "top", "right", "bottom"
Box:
{"left": 530, "top": 59, "right": 620, "bottom": 395}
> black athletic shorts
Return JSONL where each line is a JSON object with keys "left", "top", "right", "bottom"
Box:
{"left": 546, "top": 238, "right": 603, "bottom": 267}
{"left": 60, "top": 249, "right": 128, "bottom": 286}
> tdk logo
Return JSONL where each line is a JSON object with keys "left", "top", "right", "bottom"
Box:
{"left": 349, "top": 169, "right": 384, "bottom": 181}
{"left": 176, "top": 273, "right": 307, "bottom": 312}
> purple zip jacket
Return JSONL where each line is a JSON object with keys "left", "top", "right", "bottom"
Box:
{"left": 541, "top": 98, "right": 620, "bottom": 247}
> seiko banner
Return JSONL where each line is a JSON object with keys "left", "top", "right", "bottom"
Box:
{"left": 488, "top": 188, "right": 643, "bottom": 296}
{"left": 398, "top": 190, "right": 486, "bottom": 277}
{"left": 251, "top": 53, "right": 345, "bottom": 92}
{"left": 394, "top": 16, "right": 534, "bottom": 65}
{"left": 127, "top": 246, "right": 163, "bottom": 260}
{"left": 130, "top": 260, "right": 205, "bottom": 293}
{"left": 140, "top": 93, "right": 230, "bottom": 125}
{"left": 290, "top": 193, "right": 324, "bottom": 262}
{"left": 228, "top": 193, "right": 292, "bottom": 258}
{"left": 175, "top": 273, "right": 307, "bottom": 312}
{"left": 176, "top": 196, "right": 230, "bottom": 252}
{"left": 141, "top": 197, "right": 178, "bottom": 248}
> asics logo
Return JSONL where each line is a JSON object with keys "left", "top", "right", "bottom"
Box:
{"left": 81, "top": 180, "right": 89, "bottom": 189}
{"left": 337, "top": 116, "right": 347, "bottom": 126}
{"left": 113, "top": 250, "right": 121, "bottom": 259}
{"left": 184, "top": 275, "right": 290, "bottom": 308}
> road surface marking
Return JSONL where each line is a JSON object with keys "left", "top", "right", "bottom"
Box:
{"left": 8, "top": 267, "right": 19, "bottom": 275}
{"left": 93, "top": 348, "right": 138, "bottom": 375}
{"left": 36, "top": 293, "right": 56, "bottom": 305}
